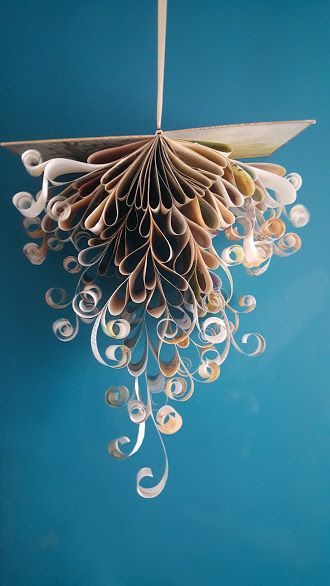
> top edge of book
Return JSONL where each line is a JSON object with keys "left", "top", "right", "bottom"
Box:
{"left": 1, "top": 120, "right": 315, "bottom": 161}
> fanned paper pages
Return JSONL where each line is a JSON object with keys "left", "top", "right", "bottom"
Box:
{"left": 1, "top": 119, "right": 315, "bottom": 161}
{"left": 6, "top": 131, "right": 311, "bottom": 497}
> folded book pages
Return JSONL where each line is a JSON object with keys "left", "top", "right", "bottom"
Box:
{"left": 2, "top": 0, "right": 315, "bottom": 498}
{"left": 2, "top": 123, "right": 312, "bottom": 497}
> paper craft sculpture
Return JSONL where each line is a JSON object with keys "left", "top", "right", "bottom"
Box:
{"left": 1, "top": 0, "right": 313, "bottom": 497}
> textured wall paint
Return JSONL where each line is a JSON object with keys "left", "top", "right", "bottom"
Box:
{"left": 0, "top": 1, "right": 329, "bottom": 585}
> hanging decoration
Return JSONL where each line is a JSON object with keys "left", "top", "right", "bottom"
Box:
{"left": 1, "top": 0, "right": 313, "bottom": 497}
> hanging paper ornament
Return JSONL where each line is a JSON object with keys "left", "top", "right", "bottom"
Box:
{"left": 1, "top": 0, "right": 314, "bottom": 498}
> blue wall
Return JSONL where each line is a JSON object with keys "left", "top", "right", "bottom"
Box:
{"left": 1, "top": 1, "right": 329, "bottom": 585}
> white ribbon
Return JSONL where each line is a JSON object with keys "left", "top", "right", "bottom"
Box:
{"left": 157, "top": 0, "right": 167, "bottom": 130}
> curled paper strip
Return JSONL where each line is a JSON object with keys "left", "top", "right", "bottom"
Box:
{"left": 13, "top": 132, "right": 309, "bottom": 497}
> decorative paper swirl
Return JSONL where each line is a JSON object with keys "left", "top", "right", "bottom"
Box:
{"left": 12, "top": 132, "right": 309, "bottom": 497}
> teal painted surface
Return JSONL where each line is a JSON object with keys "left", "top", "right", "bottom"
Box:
{"left": 0, "top": 1, "right": 329, "bottom": 585}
